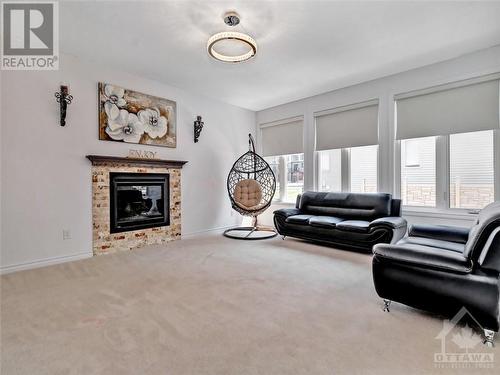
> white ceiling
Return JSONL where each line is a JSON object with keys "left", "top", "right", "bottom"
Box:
{"left": 60, "top": 0, "right": 500, "bottom": 111}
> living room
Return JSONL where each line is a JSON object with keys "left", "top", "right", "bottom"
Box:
{"left": 1, "top": 1, "right": 500, "bottom": 374}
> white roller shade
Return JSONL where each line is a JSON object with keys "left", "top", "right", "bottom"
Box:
{"left": 261, "top": 120, "right": 303, "bottom": 157}
{"left": 315, "top": 103, "right": 379, "bottom": 151}
{"left": 396, "top": 79, "right": 500, "bottom": 140}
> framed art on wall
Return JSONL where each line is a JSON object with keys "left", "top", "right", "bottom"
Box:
{"left": 98, "top": 82, "right": 177, "bottom": 148}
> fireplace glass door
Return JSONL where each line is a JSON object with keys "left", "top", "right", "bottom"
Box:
{"left": 110, "top": 173, "right": 169, "bottom": 233}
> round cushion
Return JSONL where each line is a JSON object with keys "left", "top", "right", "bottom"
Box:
{"left": 233, "top": 179, "right": 263, "bottom": 210}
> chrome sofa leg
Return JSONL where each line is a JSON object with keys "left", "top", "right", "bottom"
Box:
{"left": 282, "top": 235, "right": 286, "bottom": 240}
{"left": 484, "top": 329, "right": 495, "bottom": 347}
{"left": 382, "top": 299, "right": 391, "bottom": 312}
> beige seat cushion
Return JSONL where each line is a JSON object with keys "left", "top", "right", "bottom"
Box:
{"left": 234, "top": 179, "right": 263, "bottom": 210}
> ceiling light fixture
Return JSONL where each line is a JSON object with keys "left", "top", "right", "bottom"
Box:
{"left": 207, "top": 12, "right": 257, "bottom": 63}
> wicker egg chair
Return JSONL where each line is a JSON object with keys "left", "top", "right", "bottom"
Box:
{"left": 224, "top": 134, "right": 277, "bottom": 240}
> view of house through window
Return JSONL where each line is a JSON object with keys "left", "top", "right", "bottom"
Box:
{"left": 350, "top": 145, "right": 378, "bottom": 193}
{"left": 399, "top": 132, "right": 495, "bottom": 210}
{"left": 449, "top": 130, "right": 494, "bottom": 209}
{"left": 316, "top": 145, "right": 378, "bottom": 193}
{"left": 400, "top": 136, "right": 436, "bottom": 207}
{"left": 264, "top": 153, "right": 304, "bottom": 203}
{"left": 317, "top": 149, "right": 342, "bottom": 192}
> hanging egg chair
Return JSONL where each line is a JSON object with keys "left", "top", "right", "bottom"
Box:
{"left": 224, "top": 134, "right": 277, "bottom": 239}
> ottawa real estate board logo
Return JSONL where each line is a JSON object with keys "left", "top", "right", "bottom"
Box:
{"left": 434, "top": 307, "right": 494, "bottom": 369}
{"left": 1, "top": 1, "right": 58, "bottom": 70}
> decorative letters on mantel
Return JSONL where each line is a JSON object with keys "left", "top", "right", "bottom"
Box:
{"left": 128, "top": 149, "right": 157, "bottom": 159}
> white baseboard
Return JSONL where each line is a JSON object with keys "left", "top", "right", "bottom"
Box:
{"left": 182, "top": 225, "right": 235, "bottom": 239}
{"left": 0, "top": 251, "right": 93, "bottom": 275}
{"left": 1, "top": 225, "right": 236, "bottom": 275}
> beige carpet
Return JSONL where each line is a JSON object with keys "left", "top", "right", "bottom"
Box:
{"left": 1, "top": 235, "right": 498, "bottom": 375}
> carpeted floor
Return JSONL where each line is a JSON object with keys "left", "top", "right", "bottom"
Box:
{"left": 1, "top": 235, "right": 498, "bottom": 374}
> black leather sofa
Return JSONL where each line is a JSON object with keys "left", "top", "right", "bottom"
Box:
{"left": 372, "top": 201, "right": 500, "bottom": 346}
{"left": 273, "top": 192, "right": 407, "bottom": 252}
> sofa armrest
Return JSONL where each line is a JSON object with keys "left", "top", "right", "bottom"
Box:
{"left": 409, "top": 224, "right": 469, "bottom": 244}
{"left": 295, "top": 194, "right": 302, "bottom": 209}
{"left": 370, "top": 217, "right": 408, "bottom": 244}
{"left": 373, "top": 242, "right": 472, "bottom": 273}
{"left": 477, "top": 227, "right": 500, "bottom": 273}
{"left": 370, "top": 217, "right": 407, "bottom": 229}
{"left": 274, "top": 208, "right": 301, "bottom": 219}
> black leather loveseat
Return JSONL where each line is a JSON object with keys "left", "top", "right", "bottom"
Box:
{"left": 372, "top": 201, "right": 500, "bottom": 346}
{"left": 273, "top": 192, "right": 407, "bottom": 252}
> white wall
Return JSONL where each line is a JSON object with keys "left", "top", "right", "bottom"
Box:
{"left": 257, "top": 46, "right": 500, "bottom": 228}
{"left": 0, "top": 54, "right": 255, "bottom": 272}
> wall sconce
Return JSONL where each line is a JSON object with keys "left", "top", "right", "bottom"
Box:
{"left": 194, "top": 115, "right": 204, "bottom": 143}
{"left": 54, "top": 85, "right": 73, "bottom": 126}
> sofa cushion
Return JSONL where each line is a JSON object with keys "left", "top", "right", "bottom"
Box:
{"left": 299, "top": 191, "right": 392, "bottom": 220}
{"left": 335, "top": 220, "right": 371, "bottom": 233}
{"left": 308, "top": 216, "right": 344, "bottom": 228}
{"left": 285, "top": 214, "right": 315, "bottom": 225}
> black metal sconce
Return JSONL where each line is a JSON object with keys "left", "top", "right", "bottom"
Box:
{"left": 54, "top": 85, "right": 73, "bottom": 126}
{"left": 194, "top": 115, "right": 204, "bottom": 143}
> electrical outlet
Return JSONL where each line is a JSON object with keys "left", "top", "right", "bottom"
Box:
{"left": 62, "top": 229, "right": 71, "bottom": 240}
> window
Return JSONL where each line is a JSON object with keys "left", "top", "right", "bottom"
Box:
{"left": 264, "top": 153, "right": 304, "bottom": 203}
{"left": 315, "top": 101, "right": 379, "bottom": 194}
{"left": 395, "top": 77, "right": 499, "bottom": 212}
{"left": 350, "top": 145, "right": 378, "bottom": 193}
{"left": 317, "top": 149, "right": 341, "bottom": 192}
{"left": 400, "top": 137, "right": 436, "bottom": 207}
{"left": 398, "top": 131, "right": 496, "bottom": 210}
{"left": 316, "top": 145, "right": 378, "bottom": 193}
{"left": 449, "top": 130, "right": 494, "bottom": 209}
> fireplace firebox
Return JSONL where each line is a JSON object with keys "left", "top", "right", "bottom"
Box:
{"left": 110, "top": 172, "right": 170, "bottom": 233}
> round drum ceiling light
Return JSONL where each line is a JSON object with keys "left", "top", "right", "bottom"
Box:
{"left": 207, "top": 12, "right": 257, "bottom": 63}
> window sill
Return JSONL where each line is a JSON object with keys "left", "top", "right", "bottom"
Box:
{"left": 402, "top": 207, "right": 478, "bottom": 221}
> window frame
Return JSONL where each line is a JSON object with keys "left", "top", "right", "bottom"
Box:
{"left": 396, "top": 129, "right": 499, "bottom": 214}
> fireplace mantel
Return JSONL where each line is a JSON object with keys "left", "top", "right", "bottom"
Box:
{"left": 86, "top": 155, "right": 188, "bottom": 169}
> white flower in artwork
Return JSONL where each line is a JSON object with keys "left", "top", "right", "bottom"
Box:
{"left": 138, "top": 107, "right": 168, "bottom": 139}
{"left": 103, "top": 84, "right": 127, "bottom": 121}
{"left": 105, "top": 109, "right": 145, "bottom": 143}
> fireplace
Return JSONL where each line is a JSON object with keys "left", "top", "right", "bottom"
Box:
{"left": 87, "top": 155, "right": 186, "bottom": 255}
{"left": 110, "top": 172, "right": 170, "bottom": 233}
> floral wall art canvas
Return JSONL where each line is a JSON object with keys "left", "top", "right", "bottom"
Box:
{"left": 98, "top": 83, "right": 176, "bottom": 148}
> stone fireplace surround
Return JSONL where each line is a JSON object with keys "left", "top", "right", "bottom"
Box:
{"left": 87, "top": 155, "right": 187, "bottom": 255}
